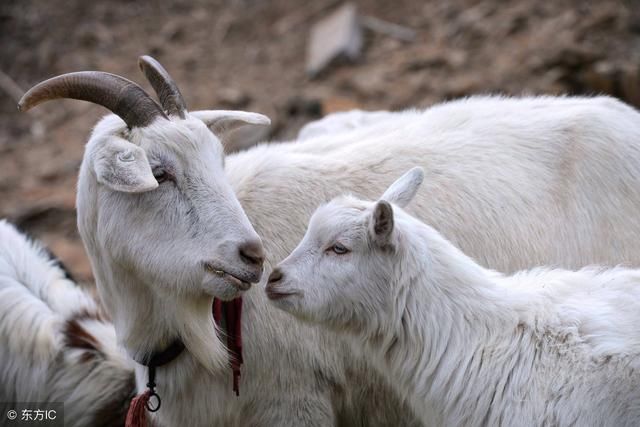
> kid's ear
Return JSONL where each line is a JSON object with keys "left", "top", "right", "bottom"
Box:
{"left": 190, "top": 110, "right": 271, "bottom": 137}
{"left": 93, "top": 138, "right": 158, "bottom": 193}
{"left": 370, "top": 200, "right": 394, "bottom": 246}
{"left": 380, "top": 167, "right": 424, "bottom": 208}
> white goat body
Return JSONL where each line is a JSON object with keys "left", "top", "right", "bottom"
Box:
{"left": 270, "top": 167, "right": 640, "bottom": 426}
{"left": 153, "top": 95, "right": 640, "bottom": 426}
{"left": 0, "top": 220, "right": 134, "bottom": 427}
{"left": 13, "top": 75, "right": 640, "bottom": 426}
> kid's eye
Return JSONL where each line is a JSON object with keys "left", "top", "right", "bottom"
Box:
{"left": 330, "top": 243, "right": 350, "bottom": 255}
{"left": 153, "top": 168, "right": 170, "bottom": 184}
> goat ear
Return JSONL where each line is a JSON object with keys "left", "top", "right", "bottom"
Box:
{"left": 190, "top": 110, "right": 271, "bottom": 136}
{"left": 93, "top": 138, "right": 158, "bottom": 193}
{"left": 380, "top": 167, "right": 424, "bottom": 208}
{"left": 370, "top": 200, "right": 394, "bottom": 246}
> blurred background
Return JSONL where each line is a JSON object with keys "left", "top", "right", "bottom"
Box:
{"left": 1, "top": 0, "right": 639, "bottom": 283}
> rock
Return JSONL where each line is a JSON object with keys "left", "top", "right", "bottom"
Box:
{"left": 619, "top": 63, "right": 640, "bottom": 107}
{"left": 344, "top": 66, "right": 387, "bottom": 98}
{"left": 160, "top": 19, "right": 186, "bottom": 42}
{"left": 542, "top": 45, "right": 600, "bottom": 71}
{"left": 30, "top": 122, "right": 45, "bottom": 139}
{"left": 321, "top": 96, "right": 361, "bottom": 114}
{"left": 306, "top": 3, "right": 363, "bottom": 77}
{"left": 359, "top": 15, "right": 417, "bottom": 42}
{"left": 581, "top": 61, "right": 617, "bottom": 95}
{"left": 285, "top": 96, "right": 322, "bottom": 117}
{"left": 579, "top": 61, "right": 640, "bottom": 108}
{"left": 217, "top": 87, "right": 251, "bottom": 109}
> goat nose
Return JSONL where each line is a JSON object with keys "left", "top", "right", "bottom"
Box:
{"left": 239, "top": 239, "right": 265, "bottom": 268}
{"left": 268, "top": 268, "right": 283, "bottom": 284}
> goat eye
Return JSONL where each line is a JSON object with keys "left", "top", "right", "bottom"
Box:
{"left": 153, "top": 168, "right": 169, "bottom": 184}
{"left": 331, "top": 243, "right": 349, "bottom": 255}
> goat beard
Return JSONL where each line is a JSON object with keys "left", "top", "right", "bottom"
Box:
{"left": 174, "top": 295, "right": 228, "bottom": 374}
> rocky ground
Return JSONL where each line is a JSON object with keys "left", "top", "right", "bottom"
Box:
{"left": 1, "top": 0, "right": 639, "bottom": 282}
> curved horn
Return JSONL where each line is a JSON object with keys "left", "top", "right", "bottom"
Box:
{"left": 138, "top": 55, "right": 187, "bottom": 119}
{"left": 18, "top": 71, "right": 167, "bottom": 128}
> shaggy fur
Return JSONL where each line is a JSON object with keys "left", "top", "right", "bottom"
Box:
{"left": 212, "top": 95, "right": 640, "bottom": 427}
{"left": 0, "top": 220, "right": 135, "bottom": 427}
{"left": 77, "top": 114, "right": 265, "bottom": 378}
{"left": 271, "top": 168, "right": 640, "bottom": 426}
{"left": 12, "top": 94, "right": 640, "bottom": 426}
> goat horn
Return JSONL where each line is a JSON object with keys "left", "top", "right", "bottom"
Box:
{"left": 138, "top": 55, "right": 187, "bottom": 119}
{"left": 18, "top": 71, "right": 167, "bottom": 128}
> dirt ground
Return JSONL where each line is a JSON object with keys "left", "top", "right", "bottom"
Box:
{"left": 1, "top": 0, "right": 640, "bottom": 282}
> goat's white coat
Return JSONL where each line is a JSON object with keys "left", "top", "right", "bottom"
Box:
{"left": 297, "top": 109, "right": 396, "bottom": 141}
{"left": 167, "top": 95, "right": 640, "bottom": 427}
{"left": 10, "top": 94, "right": 640, "bottom": 426}
{"left": 271, "top": 168, "right": 640, "bottom": 426}
{"left": 0, "top": 220, "right": 134, "bottom": 427}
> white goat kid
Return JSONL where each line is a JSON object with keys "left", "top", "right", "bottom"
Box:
{"left": 269, "top": 167, "right": 640, "bottom": 426}
{"left": 0, "top": 220, "right": 135, "bottom": 427}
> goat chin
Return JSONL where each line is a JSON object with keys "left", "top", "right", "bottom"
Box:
{"left": 175, "top": 296, "right": 228, "bottom": 374}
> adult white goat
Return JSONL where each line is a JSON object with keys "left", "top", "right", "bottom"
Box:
{"left": 267, "top": 167, "right": 640, "bottom": 426}
{"left": 0, "top": 220, "right": 135, "bottom": 427}
{"left": 16, "top": 55, "right": 640, "bottom": 426}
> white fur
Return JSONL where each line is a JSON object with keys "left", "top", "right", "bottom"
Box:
{"left": 272, "top": 168, "right": 640, "bottom": 426}
{"left": 77, "top": 114, "right": 264, "bottom": 375}
{"left": 206, "top": 95, "right": 640, "bottom": 427}
{"left": 297, "top": 109, "right": 397, "bottom": 141}
{"left": 0, "top": 220, "right": 134, "bottom": 427}
{"left": 12, "top": 94, "right": 640, "bottom": 426}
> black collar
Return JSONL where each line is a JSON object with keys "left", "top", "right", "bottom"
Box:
{"left": 132, "top": 338, "right": 185, "bottom": 414}
{"left": 127, "top": 298, "right": 242, "bottom": 418}
{"left": 137, "top": 338, "right": 185, "bottom": 368}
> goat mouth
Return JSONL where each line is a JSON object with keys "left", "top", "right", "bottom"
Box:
{"left": 205, "top": 264, "right": 252, "bottom": 291}
{"left": 224, "top": 273, "right": 251, "bottom": 291}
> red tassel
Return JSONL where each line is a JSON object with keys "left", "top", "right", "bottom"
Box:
{"left": 228, "top": 298, "right": 243, "bottom": 396}
{"left": 213, "top": 298, "right": 223, "bottom": 325}
{"left": 126, "top": 389, "right": 151, "bottom": 427}
{"left": 213, "top": 297, "right": 244, "bottom": 396}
